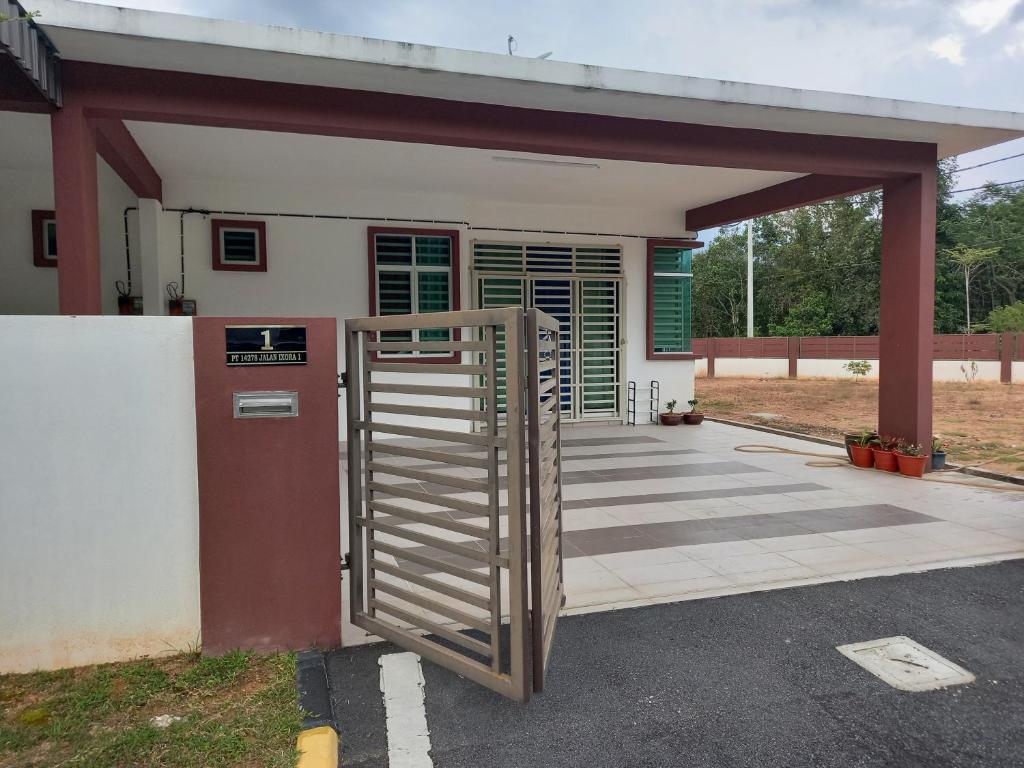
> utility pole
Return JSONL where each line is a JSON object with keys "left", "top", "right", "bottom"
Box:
{"left": 746, "top": 219, "right": 754, "bottom": 338}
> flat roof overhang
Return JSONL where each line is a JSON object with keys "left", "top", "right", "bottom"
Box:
{"left": 0, "top": 0, "right": 62, "bottom": 109}
{"left": 29, "top": 0, "right": 1024, "bottom": 158}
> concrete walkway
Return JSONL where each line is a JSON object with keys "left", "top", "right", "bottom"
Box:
{"left": 341, "top": 421, "right": 1024, "bottom": 644}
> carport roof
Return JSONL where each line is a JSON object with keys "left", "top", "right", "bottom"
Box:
{"left": 31, "top": 0, "right": 1024, "bottom": 159}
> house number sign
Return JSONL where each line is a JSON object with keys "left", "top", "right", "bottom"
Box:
{"left": 225, "top": 325, "right": 308, "bottom": 366}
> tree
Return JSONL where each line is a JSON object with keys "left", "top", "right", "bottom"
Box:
{"left": 985, "top": 301, "right": 1024, "bottom": 333}
{"left": 944, "top": 245, "right": 1000, "bottom": 332}
{"left": 690, "top": 159, "right": 1024, "bottom": 339}
{"left": 768, "top": 291, "right": 834, "bottom": 336}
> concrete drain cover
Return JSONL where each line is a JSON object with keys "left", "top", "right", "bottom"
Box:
{"left": 836, "top": 636, "right": 975, "bottom": 692}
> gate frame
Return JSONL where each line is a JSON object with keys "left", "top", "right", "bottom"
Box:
{"left": 345, "top": 306, "right": 534, "bottom": 702}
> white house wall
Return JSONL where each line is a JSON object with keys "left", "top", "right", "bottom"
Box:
{"left": 0, "top": 316, "right": 200, "bottom": 673}
{"left": 0, "top": 160, "right": 141, "bottom": 315}
{"left": 143, "top": 178, "right": 698, "bottom": 426}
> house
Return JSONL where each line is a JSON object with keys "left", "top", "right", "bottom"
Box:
{"left": 3, "top": 0, "right": 1024, "bottom": 448}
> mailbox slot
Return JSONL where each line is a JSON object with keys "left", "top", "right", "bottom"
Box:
{"left": 233, "top": 391, "right": 299, "bottom": 419}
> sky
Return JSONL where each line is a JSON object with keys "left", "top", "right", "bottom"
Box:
{"left": 79, "top": 0, "right": 1024, "bottom": 193}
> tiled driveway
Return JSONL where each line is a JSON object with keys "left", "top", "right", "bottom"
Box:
{"left": 553, "top": 421, "right": 1024, "bottom": 612}
{"left": 341, "top": 420, "right": 1024, "bottom": 644}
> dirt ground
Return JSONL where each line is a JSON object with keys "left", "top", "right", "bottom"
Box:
{"left": 696, "top": 376, "right": 1024, "bottom": 478}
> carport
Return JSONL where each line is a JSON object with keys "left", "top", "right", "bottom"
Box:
{"left": 6, "top": 1, "right": 1024, "bottom": 451}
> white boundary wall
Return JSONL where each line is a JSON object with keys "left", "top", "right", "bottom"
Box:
{"left": 0, "top": 316, "right": 200, "bottom": 673}
{"left": 694, "top": 357, "right": 1008, "bottom": 383}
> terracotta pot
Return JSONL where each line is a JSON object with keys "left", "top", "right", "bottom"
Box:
{"left": 682, "top": 413, "right": 705, "bottom": 425}
{"left": 659, "top": 412, "right": 683, "bottom": 426}
{"left": 897, "top": 453, "right": 928, "bottom": 478}
{"left": 849, "top": 444, "right": 874, "bottom": 468}
{"left": 845, "top": 432, "right": 877, "bottom": 461}
{"left": 872, "top": 448, "right": 899, "bottom": 472}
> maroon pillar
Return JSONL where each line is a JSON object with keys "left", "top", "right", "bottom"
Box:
{"left": 1000, "top": 333, "right": 1013, "bottom": 384}
{"left": 878, "top": 167, "right": 936, "bottom": 450}
{"left": 51, "top": 104, "right": 102, "bottom": 315}
{"left": 788, "top": 337, "right": 799, "bottom": 379}
{"left": 706, "top": 338, "right": 716, "bottom": 378}
{"left": 193, "top": 317, "right": 342, "bottom": 654}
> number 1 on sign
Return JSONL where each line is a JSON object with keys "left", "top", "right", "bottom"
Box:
{"left": 260, "top": 330, "right": 272, "bottom": 350}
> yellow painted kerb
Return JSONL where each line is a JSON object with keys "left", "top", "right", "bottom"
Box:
{"left": 296, "top": 726, "right": 339, "bottom": 768}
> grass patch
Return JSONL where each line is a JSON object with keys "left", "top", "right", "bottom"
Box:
{"left": 0, "top": 652, "right": 302, "bottom": 768}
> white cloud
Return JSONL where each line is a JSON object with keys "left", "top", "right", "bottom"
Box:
{"left": 956, "top": 0, "right": 1019, "bottom": 32}
{"left": 928, "top": 33, "right": 966, "bottom": 64}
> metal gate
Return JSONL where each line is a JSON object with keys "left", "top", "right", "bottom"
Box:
{"left": 344, "top": 306, "right": 564, "bottom": 702}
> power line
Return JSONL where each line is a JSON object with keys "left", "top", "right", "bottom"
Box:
{"left": 950, "top": 177, "right": 1024, "bottom": 194}
{"left": 957, "top": 151, "right": 1024, "bottom": 172}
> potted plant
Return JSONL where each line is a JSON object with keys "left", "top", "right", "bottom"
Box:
{"left": 660, "top": 399, "right": 683, "bottom": 426}
{"left": 895, "top": 440, "right": 928, "bottom": 478}
{"left": 849, "top": 430, "right": 875, "bottom": 469}
{"left": 682, "top": 399, "right": 705, "bottom": 425}
{"left": 871, "top": 435, "right": 899, "bottom": 473}
{"left": 845, "top": 429, "right": 877, "bottom": 461}
{"left": 931, "top": 437, "right": 947, "bottom": 470}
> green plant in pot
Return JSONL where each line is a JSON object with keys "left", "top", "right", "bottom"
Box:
{"left": 683, "top": 398, "right": 704, "bottom": 425}
{"left": 845, "top": 429, "right": 878, "bottom": 461}
{"left": 660, "top": 399, "right": 683, "bottom": 426}
{"left": 871, "top": 434, "right": 899, "bottom": 472}
{"left": 895, "top": 440, "right": 928, "bottom": 478}
{"left": 931, "top": 436, "right": 947, "bottom": 470}
{"left": 849, "top": 429, "right": 875, "bottom": 469}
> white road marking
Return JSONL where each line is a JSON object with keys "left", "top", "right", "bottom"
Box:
{"left": 379, "top": 652, "right": 434, "bottom": 768}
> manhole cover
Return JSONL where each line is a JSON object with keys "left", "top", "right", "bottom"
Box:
{"left": 836, "top": 636, "right": 975, "bottom": 692}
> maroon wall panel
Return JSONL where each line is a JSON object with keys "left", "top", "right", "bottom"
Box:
{"left": 193, "top": 317, "right": 341, "bottom": 655}
{"left": 932, "top": 334, "right": 1000, "bottom": 361}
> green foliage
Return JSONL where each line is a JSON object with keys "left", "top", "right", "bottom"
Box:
{"left": 664, "top": 399, "right": 677, "bottom": 413}
{"left": 687, "top": 398, "right": 699, "bottom": 412}
{"left": 692, "top": 160, "right": 1024, "bottom": 339}
{"left": 0, "top": 652, "right": 301, "bottom": 768}
{"left": 855, "top": 429, "right": 877, "bottom": 447}
{"left": 843, "top": 360, "right": 872, "bottom": 378}
{"left": 984, "top": 301, "right": 1024, "bottom": 332}
{"left": 0, "top": 9, "right": 39, "bottom": 22}
{"left": 768, "top": 291, "right": 834, "bottom": 336}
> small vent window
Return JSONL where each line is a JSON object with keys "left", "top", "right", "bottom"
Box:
{"left": 212, "top": 219, "right": 267, "bottom": 272}
{"left": 31, "top": 210, "right": 57, "bottom": 268}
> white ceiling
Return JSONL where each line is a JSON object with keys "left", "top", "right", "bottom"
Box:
{"left": 122, "top": 121, "right": 802, "bottom": 211}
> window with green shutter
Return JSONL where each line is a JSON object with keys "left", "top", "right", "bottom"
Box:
{"left": 368, "top": 228, "right": 461, "bottom": 359}
{"left": 646, "top": 240, "right": 700, "bottom": 360}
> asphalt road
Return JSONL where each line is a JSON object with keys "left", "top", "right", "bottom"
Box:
{"left": 328, "top": 559, "right": 1024, "bottom": 767}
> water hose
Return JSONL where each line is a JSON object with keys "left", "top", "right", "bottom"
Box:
{"left": 734, "top": 444, "right": 1024, "bottom": 493}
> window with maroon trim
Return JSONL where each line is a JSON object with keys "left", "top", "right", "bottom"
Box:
{"left": 367, "top": 227, "right": 461, "bottom": 362}
{"left": 32, "top": 210, "right": 58, "bottom": 268}
{"left": 212, "top": 219, "right": 267, "bottom": 272}
{"left": 646, "top": 239, "right": 703, "bottom": 361}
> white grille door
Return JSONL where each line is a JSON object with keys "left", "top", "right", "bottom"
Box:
{"left": 473, "top": 241, "right": 622, "bottom": 422}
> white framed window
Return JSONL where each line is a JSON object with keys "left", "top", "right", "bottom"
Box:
{"left": 369, "top": 228, "right": 461, "bottom": 361}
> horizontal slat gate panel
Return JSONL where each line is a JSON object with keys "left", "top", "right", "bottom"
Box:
{"left": 346, "top": 307, "right": 532, "bottom": 702}
{"left": 526, "top": 308, "right": 565, "bottom": 694}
